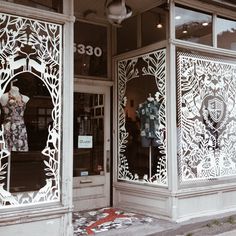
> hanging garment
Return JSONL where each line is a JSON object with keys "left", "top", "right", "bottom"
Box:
{"left": 2, "top": 92, "right": 28, "bottom": 151}
{"left": 136, "top": 99, "right": 160, "bottom": 147}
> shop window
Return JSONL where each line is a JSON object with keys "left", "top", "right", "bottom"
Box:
{"left": 177, "top": 49, "right": 236, "bottom": 184}
{"left": 0, "top": 13, "right": 62, "bottom": 207}
{"left": 116, "top": 16, "right": 137, "bottom": 54}
{"left": 117, "top": 49, "right": 167, "bottom": 186}
{"left": 2, "top": 0, "right": 63, "bottom": 13}
{"left": 141, "top": 5, "right": 167, "bottom": 47}
{"left": 175, "top": 6, "right": 212, "bottom": 46}
{"left": 217, "top": 17, "right": 236, "bottom": 51}
{"left": 74, "top": 21, "right": 108, "bottom": 78}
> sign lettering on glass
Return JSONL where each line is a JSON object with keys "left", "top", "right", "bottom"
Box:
{"left": 78, "top": 136, "right": 93, "bottom": 148}
{"left": 74, "top": 43, "right": 103, "bottom": 57}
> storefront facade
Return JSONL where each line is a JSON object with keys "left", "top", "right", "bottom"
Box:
{"left": 0, "top": 0, "right": 236, "bottom": 235}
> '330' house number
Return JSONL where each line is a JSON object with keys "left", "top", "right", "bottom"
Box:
{"left": 74, "top": 43, "right": 103, "bottom": 57}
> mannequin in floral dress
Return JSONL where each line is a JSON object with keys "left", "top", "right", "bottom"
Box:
{"left": 0, "top": 86, "right": 29, "bottom": 152}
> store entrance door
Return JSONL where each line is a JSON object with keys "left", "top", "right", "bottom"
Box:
{"left": 73, "top": 83, "right": 111, "bottom": 211}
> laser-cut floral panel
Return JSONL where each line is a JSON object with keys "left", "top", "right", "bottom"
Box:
{"left": 0, "top": 13, "right": 62, "bottom": 206}
{"left": 117, "top": 49, "right": 167, "bottom": 186}
{"left": 177, "top": 52, "right": 236, "bottom": 183}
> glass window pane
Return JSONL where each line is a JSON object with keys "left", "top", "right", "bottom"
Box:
{"left": 175, "top": 6, "right": 212, "bottom": 46}
{"left": 141, "top": 5, "right": 167, "bottom": 47}
{"left": 117, "top": 49, "right": 167, "bottom": 186}
{"left": 217, "top": 17, "right": 236, "bottom": 51}
{"left": 73, "top": 93, "right": 104, "bottom": 176}
{"left": 117, "top": 16, "right": 137, "bottom": 54}
{"left": 0, "top": 13, "right": 62, "bottom": 207}
{"left": 74, "top": 21, "right": 108, "bottom": 77}
{"left": 177, "top": 49, "right": 236, "bottom": 184}
{"left": 3, "top": 0, "right": 63, "bottom": 13}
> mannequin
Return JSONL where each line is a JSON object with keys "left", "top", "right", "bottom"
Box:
{"left": 136, "top": 93, "right": 160, "bottom": 178}
{"left": 136, "top": 93, "right": 160, "bottom": 147}
{"left": 0, "top": 86, "right": 29, "bottom": 152}
{"left": 0, "top": 86, "right": 29, "bottom": 106}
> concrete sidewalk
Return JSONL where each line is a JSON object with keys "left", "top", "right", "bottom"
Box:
{"left": 217, "top": 230, "right": 236, "bottom": 236}
{"left": 97, "top": 211, "right": 236, "bottom": 236}
{"left": 73, "top": 208, "right": 236, "bottom": 235}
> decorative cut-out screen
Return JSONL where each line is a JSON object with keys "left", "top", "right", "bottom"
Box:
{"left": 177, "top": 52, "right": 236, "bottom": 183}
{"left": 117, "top": 49, "right": 167, "bottom": 186}
{"left": 0, "top": 13, "right": 62, "bottom": 207}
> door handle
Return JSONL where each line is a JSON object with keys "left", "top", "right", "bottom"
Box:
{"left": 80, "top": 179, "right": 92, "bottom": 184}
{"left": 106, "top": 150, "right": 110, "bottom": 173}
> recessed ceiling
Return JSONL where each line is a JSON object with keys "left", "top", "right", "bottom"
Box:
{"left": 74, "top": 0, "right": 162, "bottom": 22}
{"left": 74, "top": 0, "right": 236, "bottom": 24}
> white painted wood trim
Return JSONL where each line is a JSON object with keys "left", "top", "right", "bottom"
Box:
{"left": 174, "top": 0, "right": 236, "bottom": 18}
{"left": 61, "top": 19, "right": 74, "bottom": 209}
{"left": 113, "top": 40, "right": 168, "bottom": 60}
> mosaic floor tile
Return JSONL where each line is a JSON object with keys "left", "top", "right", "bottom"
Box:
{"left": 73, "top": 207, "right": 154, "bottom": 235}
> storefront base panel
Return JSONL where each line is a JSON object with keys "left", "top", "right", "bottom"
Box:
{"left": 0, "top": 218, "right": 61, "bottom": 236}
{"left": 114, "top": 182, "right": 236, "bottom": 223}
{"left": 0, "top": 208, "right": 73, "bottom": 236}
{"left": 113, "top": 183, "right": 171, "bottom": 220}
{"left": 175, "top": 184, "right": 236, "bottom": 222}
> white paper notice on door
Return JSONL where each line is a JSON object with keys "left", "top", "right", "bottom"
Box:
{"left": 78, "top": 135, "right": 93, "bottom": 148}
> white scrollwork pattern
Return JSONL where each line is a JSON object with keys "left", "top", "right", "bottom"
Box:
{"left": 177, "top": 52, "right": 236, "bottom": 183}
{"left": 0, "top": 13, "right": 62, "bottom": 206}
{"left": 118, "top": 49, "right": 167, "bottom": 186}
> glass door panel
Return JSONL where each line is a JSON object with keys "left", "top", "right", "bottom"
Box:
{"left": 73, "top": 93, "right": 104, "bottom": 177}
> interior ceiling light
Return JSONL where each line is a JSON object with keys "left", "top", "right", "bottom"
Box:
{"left": 182, "top": 24, "right": 188, "bottom": 34}
{"left": 105, "top": 0, "right": 132, "bottom": 27}
{"left": 202, "top": 22, "right": 209, "bottom": 26}
{"left": 175, "top": 15, "right": 181, "bottom": 20}
{"left": 156, "top": 14, "right": 163, "bottom": 29}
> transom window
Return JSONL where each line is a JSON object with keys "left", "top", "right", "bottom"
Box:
{"left": 217, "top": 17, "right": 236, "bottom": 51}
{"left": 175, "top": 5, "right": 236, "bottom": 52}
{"left": 175, "top": 6, "right": 212, "bottom": 46}
{"left": 2, "top": 0, "right": 63, "bottom": 13}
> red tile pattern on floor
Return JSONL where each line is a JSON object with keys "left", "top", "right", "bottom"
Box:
{"left": 73, "top": 207, "right": 154, "bottom": 235}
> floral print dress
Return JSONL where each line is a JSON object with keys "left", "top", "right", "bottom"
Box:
{"left": 2, "top": 92, "right": 28, "bottom": 152}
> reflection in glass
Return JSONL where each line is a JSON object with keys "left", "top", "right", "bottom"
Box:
{"left": 73, "top": 93, "right": 104, "bottom": 177}
{"left": 3, "top": 0, "right": 63, "bottom": 13}
{"left": 175, "top": 6, "right": 212, "bottom": 46}
{"left": 141, "top": 5, "right": 167, "bottom": 47}
{"left": 217, "top": 17, "right": 236, "bottom": 51}
{"left": 118, "top": 49, "right": 167, "bottom": 186}
{"left": 177, "top": 51, "right": 236, "bottom": 183}
{"left": 117, "top": 16, "right": 137, "bottom": 54}
{"left": 74, "top": 21, "right": 107, "bottom": 77}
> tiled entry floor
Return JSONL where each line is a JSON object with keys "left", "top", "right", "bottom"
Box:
{"left": 74, "top": 208, "right": 236, "bottom": 236}
{"left": 73, "top": 207, "right": 154, "bottom": 235}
